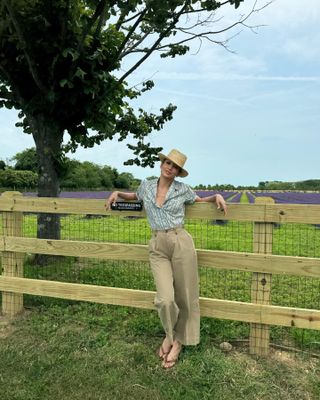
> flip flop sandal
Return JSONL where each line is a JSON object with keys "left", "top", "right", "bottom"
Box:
{"left": 162, "top": 356, "right": 177, "bottom": 369}
{"left": 158, "top": 345, "right": 170, "bottom": 360}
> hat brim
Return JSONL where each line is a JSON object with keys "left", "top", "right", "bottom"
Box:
{"left": 158, "top": 153, "right": 188, "bottom": 177}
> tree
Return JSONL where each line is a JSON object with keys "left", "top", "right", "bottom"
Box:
{"left": 115, "top": 172, "right": 135, "bottom": 189}
{"left": 0, "top": 160, "right": 6, "bottom": 170}
{"left": 12, "top": 147, "right": 38, "bottom": 172}
{"left": 0, "top": 169, "right": 38, "bottom": 188}
{"left": 60, "top": 159, "right": 86, "bottom": 188}
{"left": 0, "top": 0, "right": 261, "bottom": 242}
{"left": 258, "top": 181, "right": 266, "bottom": 189}
{"left": 100, "top": 165, "right": 118, "bottom": 189}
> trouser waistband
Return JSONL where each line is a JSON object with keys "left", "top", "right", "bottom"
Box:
{"left": 152, "top": 225, "right": 184, "bottom": 234}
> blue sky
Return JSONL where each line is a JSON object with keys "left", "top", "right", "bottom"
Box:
{"left": 1, "top": 0, "right": 319, "bottom": 187}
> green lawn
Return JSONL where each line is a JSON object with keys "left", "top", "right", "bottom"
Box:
{"left": 1, "top": 212, "right": 320, "bottom": 399}
{"left": 1, "top": 302, "right": 320, "bottom": 400}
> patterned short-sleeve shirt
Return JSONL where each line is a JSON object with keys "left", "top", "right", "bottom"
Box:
{"left": 136, "top": 178, "right": 197, "bottom": 230}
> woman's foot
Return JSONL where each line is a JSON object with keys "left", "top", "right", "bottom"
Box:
{"left": 162, "top": 340, "right": 182, "bottom": 369}
{"left": 158, "top": 337, "right": 172, "bottom": 360}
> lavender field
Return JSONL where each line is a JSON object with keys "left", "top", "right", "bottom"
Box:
{"left": 20, "top": 190, "right": 320, "bottom": 204}
{"left": 248, "top": 191, "right": 320, "bottom": 204}
{"left": 22, "top": 190, "right": 238, "bottom": 201}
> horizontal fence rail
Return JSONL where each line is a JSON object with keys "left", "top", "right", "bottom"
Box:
{"left": 1, "top": 236, "right": 320, "bottom": 278}
{"left": 0, "top": 276, "right": 320, "bottom": 330}
{"left": 1, "top": 194, "right": 320, "bottom": 223}
{"left": 1, "top": 192, "right": 320, "bottom": 356}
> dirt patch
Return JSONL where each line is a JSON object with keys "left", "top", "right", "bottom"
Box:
{"left": 0, "top": 311, "right": 30, "bottom": 339}
{"left": 269, "top": 347, "right": 320, "bottom": 376}
{"left": 270, "top": 348, "right": 297, "bottom": 366}
{"left": 227, "top": 344, "right": 319, "bottom": 380}
{"left": 0, "top": 316, "right": 16, "bottom": 338}
{"left": 229, "top": 350, "right": 264, "bottom": 376}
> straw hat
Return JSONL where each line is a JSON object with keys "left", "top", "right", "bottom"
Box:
{"left": 158, "top": 149, "right": 188, "bottom": 177}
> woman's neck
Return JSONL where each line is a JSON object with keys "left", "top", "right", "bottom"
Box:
{"left": 156, "top": 176, "right": 174, "bottom": 208}
{"left": 158, "top": 175, "right": 174, "bottom": 188}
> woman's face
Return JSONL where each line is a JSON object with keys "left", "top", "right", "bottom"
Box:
{"left": 161, "top": 159, "right": 181, "bottom": 179}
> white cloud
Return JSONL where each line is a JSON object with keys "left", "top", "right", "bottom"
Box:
{"left": 258, "top": 0, "right": 320, "bottom": 27}
{"left": 154, "top": 87, "right": 243, "bottom": 105}
{"left": 282, "top": 34, "right": 320, "bottom": 61}
{"left": 147, "top": 72, "right": 320, "bottom": 82}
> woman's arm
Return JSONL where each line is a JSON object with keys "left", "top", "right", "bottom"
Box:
{"left": 195, "top": 193, "right": 227, "bottom": 215}
{"left": 105, "top": 190, "right": 138, "bottom": 209}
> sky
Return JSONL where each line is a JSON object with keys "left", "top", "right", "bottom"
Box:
{"left": 0, "top": 0, "right": 319, "bottom": 187}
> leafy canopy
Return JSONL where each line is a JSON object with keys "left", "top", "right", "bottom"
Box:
{"left": 0, "top": 0, "right": 247, "bottom": 167}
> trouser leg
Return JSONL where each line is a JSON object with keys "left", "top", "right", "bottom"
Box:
{"left": 149, "top": 235, "right": 179, "bottom": 344}
{"left": 172, "top": 229, "right": 200, "bottom": 345}
{"left": 149, "top": 229, "right": 200, "bottom": 346}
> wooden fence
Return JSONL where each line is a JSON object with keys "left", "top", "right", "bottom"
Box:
{"left": 1, "top": 191, "right": 320, "bottom": 356}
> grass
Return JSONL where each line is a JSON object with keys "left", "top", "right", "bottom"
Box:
{"left": 20, "top": 213, "right": 320, "bottom": 257}
{"left": 2, "top": 212, "right": 320, "bottom": 352}
{"left": 1, "top": 301, "right": 320, "bottom": 400}
{"left": 1, "top": 208, "right": 320, "bottom": 398}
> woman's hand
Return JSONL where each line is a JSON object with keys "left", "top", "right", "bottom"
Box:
{"left": 215, "top": 194, "right": 227, "bottom": 216}
{"left": 195, "top": 193, "right": 228, "bottom": 216}
{"left": 105, "top": 191, "right": 119, "bottom": 210}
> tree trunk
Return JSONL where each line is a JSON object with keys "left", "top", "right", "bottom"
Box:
{"left": 29, "top": 115, "right": 64, "bottom": 265}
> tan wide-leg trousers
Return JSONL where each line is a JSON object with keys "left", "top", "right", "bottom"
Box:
{"left": 148, "top": 227, "right": 200, "bottom": 346}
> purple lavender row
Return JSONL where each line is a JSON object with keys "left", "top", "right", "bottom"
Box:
{"left": 22, "top": 190, "right": 320, "bottom": 204}
{"left": 252, "top": 192, "right": 320, "bottom": 205}
{"left": 246, "top": 192, "right": 256, "bottom": 204}
{"left": 227, "top": 192, "right": 242, "bottom": 203}
{"left": 23, "top": 190, "right": 239, "bottom": 200}
{"left": 23, "top": 191, "right": 113, "bottom": 199}
{"left": 195, "top": 191, "right": 238, "bottom": 200}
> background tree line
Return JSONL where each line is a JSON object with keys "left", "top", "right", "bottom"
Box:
{"left": 1, "top": 148, "right": 319, "bottom": 192}
{"left": 0, "top": 148, "right": 140, "bottom": 190}
{"left": 193, "top": 180, "right": 320, "bottom": 191}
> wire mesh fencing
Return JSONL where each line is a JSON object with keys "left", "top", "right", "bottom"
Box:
{"left": 1, "top": 204, "right": 320, "bottom": 357}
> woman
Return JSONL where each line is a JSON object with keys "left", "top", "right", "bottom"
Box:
{"left": 106, "top": 149, "right": 227, "bottom": 368}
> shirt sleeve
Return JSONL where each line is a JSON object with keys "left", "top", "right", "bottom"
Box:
{"left": 136, "top": 180, "right": 146, "bottom": 201}
{"left": 184, "top": 184, "right": 197, "bottom": 204}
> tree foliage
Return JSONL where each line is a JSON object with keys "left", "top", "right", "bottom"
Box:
{"left": 258, "top": 180, "right": 320, "bottom": 191}
{"left": 7, "top": 147, "right": 137, "bottom": 190}
{"left": 0, "top": 0, "right": 256, "bottom": 173}
{"left": 12, "top": 147, "right": 38, "bottom": 172}
{"left": 0, "top": 0, "right": 259, "bottom": 245}
{"left": 0, "top": 169, "right": 37, "bottom": 188}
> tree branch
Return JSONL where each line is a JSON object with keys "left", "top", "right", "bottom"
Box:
{"left": 2, "top": 0, "right": 48, "bottom": 94}
{"left": 118, "top": 3, "right": 190, "bottom": 84}
{"left": 115, "top": 9, "right": 145, "bottom": 31}
{"left": 77, "top": 0, "right": 106, "bottom": 55}
{"left": 122, "top": 1, "right": 268, "bottom": 56}
{"left": 115, "top": 7, "right": 149, "bottom": 62}
{"left": 94, "top": 0, "right": 109, "bottom": 38}
{"left": 178, "top": 0, "right": 231, "bottom": 16}
{"left": 120, "top": 29, "right": 153, "bottom": 58}
{"left": 176, "top": 0, "right": 266, "bottom": 36}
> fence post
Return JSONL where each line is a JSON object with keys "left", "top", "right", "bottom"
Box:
{"left": 1, "top": 191, "right": 24, "bottom": 317}
{"left": 249, "top": 197, "right": 274, "bottom": 356}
